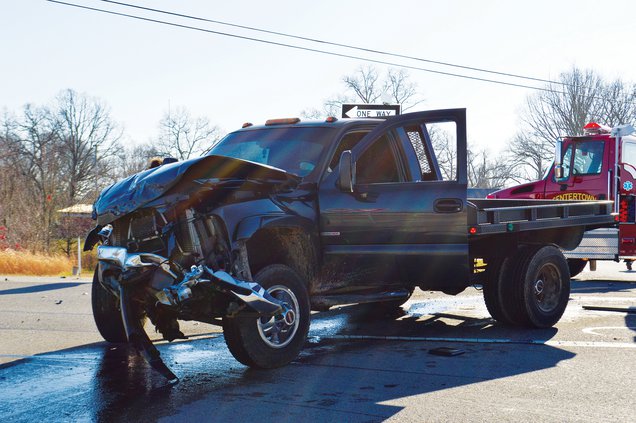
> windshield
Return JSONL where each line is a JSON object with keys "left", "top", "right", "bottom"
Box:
{"left": 208, "top": 127, "right": 334, "bottom": 178}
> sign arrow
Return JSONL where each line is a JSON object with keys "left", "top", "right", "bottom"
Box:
{"left": 345, "top": 106, "right": 358, "bottom": 118}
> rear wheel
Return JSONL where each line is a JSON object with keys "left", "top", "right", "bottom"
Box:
{"left": 482, "top": 257, "right": 511, "bottom": 324}
{"left": 567, "top": 259, "right": 587, "bottom": 278}
{"left": 91, "top": 267, "right": 127, "bottom": 342}
{"left": 223, "top": 265, "right": 310, "bottom": 368}
{"left": 506, "top": 246, "right": 571, "bottom": 328}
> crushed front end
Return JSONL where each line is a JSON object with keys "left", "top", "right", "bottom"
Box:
{"left": 85, "top": 155, "right": 302, "bottom": 382}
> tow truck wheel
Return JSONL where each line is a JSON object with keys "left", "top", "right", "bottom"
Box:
{"left": 482, "top": 257, "right": 512, "bottom": 324}
{"left": 507, "top": 246, "right": 571, "bottom": 328}
{"left": 223, "top": 264, "right": 310, "bottom": 369}
{"left": 91, "top": 267, "right": 128, "bottom": 343}
{"left": 567, "top": 259, "right": 587, "bottom": 278}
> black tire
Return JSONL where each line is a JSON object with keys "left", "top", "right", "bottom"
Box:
{"left": 482, "top": 257, "right": 511, "bottom": 324}
{"left": 567, "top": 259, "right": 587, "bottom": 278}
{"left": 91, "top": 267, "right": 127, "bottom": 343}
{"left": 223, "top": 264, "right": 310, "bottom": 369}
{"left": 497, "top": 245, "right": 543, "bottom": 326}
{"left": 506, "top": 246, "right": 571, "bottom": 328}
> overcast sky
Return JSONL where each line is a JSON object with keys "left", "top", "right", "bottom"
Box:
{"left": 3, "top": 0, "right": 636, "bottom": 153}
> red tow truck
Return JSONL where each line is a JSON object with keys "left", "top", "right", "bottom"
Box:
{"left": 488, "top": 122, "right": 636, "bottom": 275}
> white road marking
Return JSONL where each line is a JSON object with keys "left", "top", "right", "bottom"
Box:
{"left": 320, "top": 334, "right": 636, "bottom": 348}
{"left": 582, "top": 326, "right": 636, "bottom": 336}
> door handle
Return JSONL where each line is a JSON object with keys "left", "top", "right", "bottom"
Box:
{"left": 355, "top": 191, "right": 379, "bottom": 202}
{"left": 434, "top": 198, "right": 463, "bottom": 213}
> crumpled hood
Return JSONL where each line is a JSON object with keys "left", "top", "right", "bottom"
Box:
{"left": 93, "top": 155, "right": 299, "bottom": 224}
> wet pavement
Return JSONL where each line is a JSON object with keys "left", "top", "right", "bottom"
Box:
{"left": 1, "top": 264, "right": 635, "bottom": 422}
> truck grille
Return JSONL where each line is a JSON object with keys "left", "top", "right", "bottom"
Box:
{"left": 110, "top": 210, "right": 165, "bottom": 253}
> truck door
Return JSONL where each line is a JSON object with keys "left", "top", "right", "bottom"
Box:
{"left": 544, "top": 139, "right": 609, "bottom": 200}
{"left": 319, "top": 109, "right": 469, "bottom": 290}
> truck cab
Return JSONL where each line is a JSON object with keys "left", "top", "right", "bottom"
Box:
{"left": 489, "top": 122, "right": 636, "bottom": 266}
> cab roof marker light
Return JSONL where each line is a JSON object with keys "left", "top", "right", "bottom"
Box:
{"left": 325, "top": 116, "right": 338, "bottom": 123}
{"left": 265, "top": 118, "right": 301, "bottom": 126}
{"left": 242, "top": 122, "right": 253, "bottom": 128}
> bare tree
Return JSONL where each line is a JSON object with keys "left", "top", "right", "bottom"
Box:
{"left": 302, "top": 66, "right": 424, "bottom": 118}
{"left": 383, "top": 68, "right": 422, "bottom": 111}
{"left": 156, "top": 107, "right": 222, "bottom": 160}
{"left": 511, "top": 68, "right": 636, "bottom": 180}
{"left": 0, "top": 91, "right": 123, "bottom": 251}
{"left": 468, "top": 148, "right": 518, "bottom": 189}
{"left": 55, "top": 89, "right": 121, "bottom": 203}
{"left": 508, "top": 132, "right": 555, "bottom": 181}
{"left": 430, "top": 127, "right": 457, "bottom": 181}
{"left": 430, "top": 125, "right": 517, "bottom": 187}
{"left": 113, "top": 143, "right": 161, "bottom": 179}
{"left": 343, "top": 65, "right": 383, "bottom": 104}
{"left": 1, "top": 105, "right": 64, "bottom": 251}
{"left": 600, "top": 79, "right": 636, "bottom": 126}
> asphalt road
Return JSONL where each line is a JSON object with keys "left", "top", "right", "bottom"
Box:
{"left": 0, "top": 262, "right": 634, "bottom": 422}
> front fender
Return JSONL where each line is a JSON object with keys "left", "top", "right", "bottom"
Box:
{"left": 234, "top": 214, "right": 316, "bottom": 244}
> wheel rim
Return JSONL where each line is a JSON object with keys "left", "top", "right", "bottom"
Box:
{"left": 257, "top": 285, "right": 300, "bottom": 349}
{"left": 532, "top": 263, "right": 562, "bottom": 313}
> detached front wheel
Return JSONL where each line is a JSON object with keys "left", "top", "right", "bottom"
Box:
{"left": 223, "top": 265, "right": 310, "bottom": 368}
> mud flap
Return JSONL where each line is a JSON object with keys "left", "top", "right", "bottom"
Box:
{"left": 119, "top": 285, "right": 179, "bottom": 384}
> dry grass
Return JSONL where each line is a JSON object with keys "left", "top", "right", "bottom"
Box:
{"left": 0, "top": 249, "right": 74, "bottom": 276}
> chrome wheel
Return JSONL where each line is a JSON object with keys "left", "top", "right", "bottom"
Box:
{"left": 533, "top": 263, "right": 562, "bottom": 313}
{"left": 257, "top": 285, "right": 300, "bottom": 348}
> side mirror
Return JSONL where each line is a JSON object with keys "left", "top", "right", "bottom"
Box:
{"left": 554, "top": 140, "right": 564, "bottom": 180}
{"left": 337, "top": 150, "right": 355, "bottom": 192}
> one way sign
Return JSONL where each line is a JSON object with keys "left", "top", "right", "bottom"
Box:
{"left": 342, "top": 104, "right": 401, "bottom": 119}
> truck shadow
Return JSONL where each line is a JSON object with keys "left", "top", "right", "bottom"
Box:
{"left": 0, "top": 282, "right": 86, "bottom": 295}
{"left": 0, "top": 301, "right": 575, "bottom": 422}
{"left": 628, "top": 314, "right": 636, "bottom": 342}
{"left": 570, "top": 280, "right": 636, "bottom": 294}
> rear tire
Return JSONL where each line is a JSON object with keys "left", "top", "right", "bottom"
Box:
{"left": 506, "top": 246, "right": 571, "bottom": 328}
{"left": 91, "top": 268, "right": 127, "bottom": 343}
{"left": 223, "top": 265, "right": 310, "bottom": 368}
{"left": 482, "top": 257, "right": 511, "bottom": 324}
{"left": 567, "top": 259, "right": 587, "bottom": 278}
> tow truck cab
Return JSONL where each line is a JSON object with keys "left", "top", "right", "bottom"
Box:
{"left": 489, "top": 123, "right": 636, "bottom": 260}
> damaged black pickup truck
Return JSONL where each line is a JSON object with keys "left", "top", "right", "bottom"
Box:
{"left": 85, "top": 108, "right": 615, "bottom": 382}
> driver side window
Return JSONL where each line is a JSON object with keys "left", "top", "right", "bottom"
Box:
{"left": 573, "top": 141, "right": 604, "bottom": 175}
{"left": 356, "top": 135, "right": 400, "bottom": 184}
